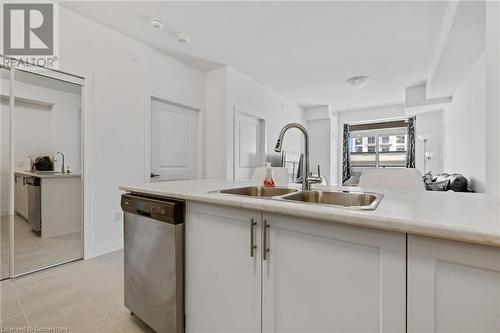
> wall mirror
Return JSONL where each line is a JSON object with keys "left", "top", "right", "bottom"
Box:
{"left": 1, "top": 67, "right": 84, "bottom": 278}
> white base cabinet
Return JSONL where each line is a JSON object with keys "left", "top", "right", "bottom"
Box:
{"left": 186, "top": 203, "right": 261, "bottom": 333}
{"left": 40, "top": 177, "right": 81, "bottom": 238}
{"left": 186, "top": 202, "right": 406, "bottom": 333}
{"left": 186, "top": 202, "right": 500, "bottom": 333}
{"left": 408, "top": 235, "right": 500, "bottom": 333}
{"left": 262, "top": 212, "right": 406, "bottom": 333}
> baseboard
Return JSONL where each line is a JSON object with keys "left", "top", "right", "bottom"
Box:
{"left": 84, "top": 240, "right": 123, "bottom": 259}
{"left": 1, "top": 210, "right": 12, "bottom": 217}
{"left": 43, "top": 228, "right": 81, "bottom": 239}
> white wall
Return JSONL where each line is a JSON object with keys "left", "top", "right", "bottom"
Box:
{"left": 336, "top": 104, "right": 443, "bottom": 185}
{"left": 414, "top": 111, "right": 444, "bottom": 176}
{"left": 58, "top": 7, "right": 206, "bottom": 258}
{"left": 226, "top": 67, "right": 305, "bottom": 179}
{"left": 443, "top": 53, "right": 486, "bottom": 192}
{"left": 1, "top": 77, "right": 82, "bottom": 171}
{"left": 486, "top": 2, "right": 500, "bottom": 196}
{"left": 307, "top": 118, "right": 333, "bottom": 184}
{"left": 1, "top": 98, "right": 52, "bottom": 170}
{"left": 305, "top": 105, "right": 338, "bottom": 185}
{"left": 205, "top": 66, "right": 305, "bottom": 180}
{"left": 205, "top": 68, "right": 228, "bottom": 179}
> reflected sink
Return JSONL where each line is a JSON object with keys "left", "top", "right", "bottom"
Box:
{"left": 217, "top": 186, "right": 299, "bottom": 197}
{"left": 281, "top": 190, "right": 383, "bottom": 210}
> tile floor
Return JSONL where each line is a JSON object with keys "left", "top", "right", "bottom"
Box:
{"left": 0, "top": 250, "right": 154, "bottom": 333}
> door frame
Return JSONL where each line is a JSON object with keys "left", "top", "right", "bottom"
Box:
{"left": 232, "top": 106, "right": 267, "bottom": 180}
{"left": 144, "top": 94, "right": 203, "bottom": 183}
{"left": 1, "top": 59, "right": 87, "bottom": 277}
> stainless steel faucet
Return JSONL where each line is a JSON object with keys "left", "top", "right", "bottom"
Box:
{"left": 54, "top": 152, "right": 65, "bottom": 173}
{"left": 274, "top": 123, "right": 323, "bottom": 191}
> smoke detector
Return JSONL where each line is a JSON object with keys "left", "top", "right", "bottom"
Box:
{"left": 346, "top": 76, "right": 370, "bottom": 88}
{"left": 150, "top": 19, "right": 164, "bottom": 30}
{"left": 176, "top": 33, "right": 191, "bottom": 46}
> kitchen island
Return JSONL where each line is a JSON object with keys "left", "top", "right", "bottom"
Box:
{"left": 120, "top": 179, "right": 500, "bottom": 333}
{"left": 15, "top": 170, "right": 81, "bottom": 238}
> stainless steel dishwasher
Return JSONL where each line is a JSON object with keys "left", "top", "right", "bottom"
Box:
{"left": 26, "top": 177, "right": 41, "bottom": 232}
{"left": 121, "top": 194, "right": 185, "bottom": 333}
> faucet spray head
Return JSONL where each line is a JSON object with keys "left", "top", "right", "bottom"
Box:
{"left": 274, "top": 139, "right": 282, "bottom": 153}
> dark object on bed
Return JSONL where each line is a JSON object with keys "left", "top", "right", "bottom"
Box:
{"left": 426, "top": 180, "right": 450, "bottom": 191}
{"left": 424, "top": 172, "right": 473, "bottom": 192}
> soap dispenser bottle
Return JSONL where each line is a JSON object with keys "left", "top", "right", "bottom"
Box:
{"left": 263, "top": 162, "right": 276, "bottom": 187}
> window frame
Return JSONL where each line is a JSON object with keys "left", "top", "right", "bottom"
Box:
{"left": 349, "top": 127, "right": 408, "bottom": 169}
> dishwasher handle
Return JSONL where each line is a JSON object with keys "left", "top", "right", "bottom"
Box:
{"left": 135, "top": 209, "right": 152, "bottom": 218}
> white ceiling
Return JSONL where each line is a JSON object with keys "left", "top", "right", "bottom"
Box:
{"left": 61, "top": 1, "right": 448, "bottom": 109}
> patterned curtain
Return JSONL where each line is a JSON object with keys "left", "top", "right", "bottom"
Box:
{"left": 342, "top": 124, "right": 352, "bottom": 184}
{"left": 406, "top": 117, "right": 416, "bottom": 168}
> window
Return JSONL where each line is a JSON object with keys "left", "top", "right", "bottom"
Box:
{"left": 348, "top": 124, "right": 408, "bottom": 169}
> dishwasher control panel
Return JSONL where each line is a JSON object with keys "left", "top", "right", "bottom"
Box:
{"left": 121, "top": 194, "right": 185, "bottom": 224}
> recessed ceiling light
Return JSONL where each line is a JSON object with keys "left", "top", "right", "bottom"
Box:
{"left": 176, "top": 32, "right": 191, "bottom": 46}
{"left": 346, "top": 76, "right": 370, "bottom": 88}
{"left": 150, "top": 19, "right": 164, "bottom": 30}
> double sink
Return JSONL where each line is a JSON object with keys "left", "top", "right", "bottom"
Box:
{"left": 214, "top": 186, "right": 383, "bottom": 210}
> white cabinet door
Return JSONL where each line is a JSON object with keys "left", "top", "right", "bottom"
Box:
{"left": 262, "top": 213, "right": 406, "bottom": 333}
{"left": 186, "top": 202, "right": 261, "bottom": 333}
{"left": 408, "top": 235, "right": 500, "bottom": 333}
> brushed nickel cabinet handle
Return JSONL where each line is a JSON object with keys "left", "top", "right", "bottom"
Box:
{"left": 262, "top": 220, "right": 270, "bottom": 260}
{"left": 250, "top": 218, "right": 257, "bottom": 257}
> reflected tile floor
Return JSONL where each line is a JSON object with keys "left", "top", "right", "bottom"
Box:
{"left": 1, "top": 250, "right": 154, "bottom": 333}
{"left": 1, "top": 214, "right": 81, "bottom": 278}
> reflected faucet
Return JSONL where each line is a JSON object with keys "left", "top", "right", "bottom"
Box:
{"left": 274, "top": 123, "right": 323, "bottom": 191}
{"left": 54, "top": 152, "right": 65, "bottom": 173}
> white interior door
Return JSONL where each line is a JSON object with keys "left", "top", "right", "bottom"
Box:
{"left": 234, "top": 110, "right": 265, "bottom": 180}
{"left": 151, "top": 100, "right": 198, "bottom": 181}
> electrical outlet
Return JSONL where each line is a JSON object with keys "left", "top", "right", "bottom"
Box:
{"left": 114, "top": 211, "right": 123, "bottom": 223}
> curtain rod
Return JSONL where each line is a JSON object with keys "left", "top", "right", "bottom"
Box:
{"left": 346, "top": 116, "right": 411, "bottom": 126}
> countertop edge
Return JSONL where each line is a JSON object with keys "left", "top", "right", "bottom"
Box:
{"left": 119, "top": 185, "right": 500, "bottom": 248}
{"left": 14, "top": 170, "right": 81, "bottom": 178}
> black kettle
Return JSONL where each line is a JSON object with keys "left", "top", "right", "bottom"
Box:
{"left": 33, "top": 156, "right": 53, "bottom": 171}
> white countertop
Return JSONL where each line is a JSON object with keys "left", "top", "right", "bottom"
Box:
{"left": 15, "top": 170, "right": 81, "bottom": 178}
{"left": 120, "top": 179, "right": 500, "bottom": 248}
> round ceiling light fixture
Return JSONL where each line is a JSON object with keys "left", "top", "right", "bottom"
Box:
{"left": 150, "top": 18, "right": 164, "bottom": 30}
{"left": 346, "top": 76, "right": 370, "bottom": 88}
{"left": 176, "top": 32, "right": 191, "bottom": 46}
